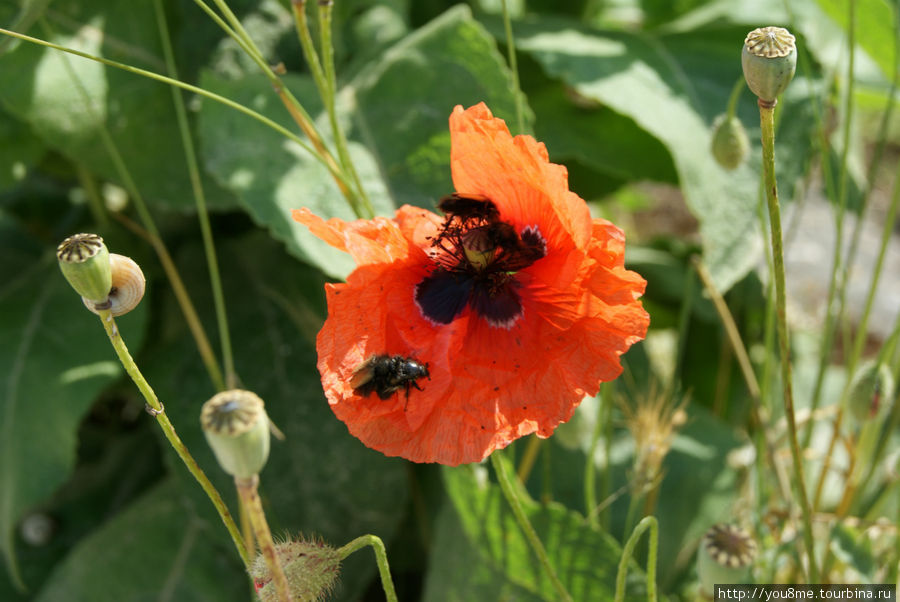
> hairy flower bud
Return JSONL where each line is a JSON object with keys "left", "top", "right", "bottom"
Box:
{"left": 742, "top": 27, "right": 797, "bottom": 103}
{"left": 57, "top": 233, "right": 112, "bottom": 304}
{"left": 711, "top": 114, "right": 750, "bottom": 169}
{"left": 251, "top": 537, "right": 341, "bottom": 602}
{"left": 201, "top": 390, "right": 270, "bottom": 479}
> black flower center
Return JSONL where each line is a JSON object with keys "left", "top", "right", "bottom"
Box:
{"left": 414, "top": 194, "right": 546, "bottom": 329}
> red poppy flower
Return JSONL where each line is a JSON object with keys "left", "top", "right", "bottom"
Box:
{"left": 293, "top": 103, "right": 649, "bottom": 465}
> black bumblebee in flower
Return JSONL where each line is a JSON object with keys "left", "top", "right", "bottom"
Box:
{"left": 416, "top": 194, "right": 547, "bottom": 328}
{"left": 350, "top": 354, "right": 431, "bottom": 401}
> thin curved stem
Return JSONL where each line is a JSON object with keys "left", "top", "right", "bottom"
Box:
{"left": 758, "top": 99, "right": 818, "bottom": 582}
{"left": 500, "top": 0, "right": 526, "bottom": 136}
{"left": 337, "top": 535, "right": 398, "bottom": 602}
{"left": 0, "top": 27, "right": 349, "bottom": 189}
{"left": 153, "top": 0, "right": 235, "bottom": 389}
{"left": 95, "top": 308, "right": 249, "bottom": 569}
{"left": 614, "top": 515, "right": 658, "bottom": 602}
{"left": 236, "top": 476, "right": 291, "bottom": 601}
{"left": 491, "top": 451, "right": 573, "bottom": 602}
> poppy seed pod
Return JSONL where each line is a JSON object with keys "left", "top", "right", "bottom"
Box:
{"left": 696, "top": 524, "right": 757, "bottom": 597}
{"left": 82, "top": 253, "right": 145, "bottom": 317}
{"left": 711, "top": 113, "right": 750, "bottom": 170}
{"left": 57, "top": 233, "right": 112, "bottom": 304}
{"left": 201, "top": 390, "right": 271, "bottom": 479}
{"left": 742, "top": 26, "right": 797, "bottom": 103}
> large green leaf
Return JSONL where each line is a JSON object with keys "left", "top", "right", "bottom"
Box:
{"left": 0, "top": 218, "right": 147, "bottom": 587}
{"left": 350, "top": 4, "right": 530, "bottom": 206}
{"left": 34, "top": 479, "right": 246, "bottom": 602}
{"left": 198, "top": 5, "right": 528, "bottom": 280}
{"left": 425, "top": 456, "right": 651, "bottom": 601}
{"left": 141, "top": 232, "right": 409, "bottom": 601}
{"left": 0, "top": 0, "right": 235, "bottom": 210}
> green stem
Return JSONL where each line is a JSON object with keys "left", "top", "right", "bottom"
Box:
{"left": 500, "top": 0, "right": 526, "bottom": 136}
{"left": 490, "top": 451, "right": 573, "bottom": 602}
{"left": 758, "top": 99, "right": 818, "bottom": 583}
{"left": 236, "top": 476, "right": 291, "bottom": 602}
{"left": 316, "top": 0, "right": 374, "bottom": 218}
{"left": 336, "top": 535, "right": 398, "bottom": 602}
{"left": 95, "top": 308, "right": 250, "bottom": 569}
{"left": 153, "top": 0, "right": 235, "bottom": 389}
{"left": 39, "top": 18, "right": 226, "bottom": 391}
{"left": 614, "top": 515, "right": 658, "bottom": 602}
{"left": 0, "top": 27, "right": 348, "bottom": 192}
{"left": 203, "top": 0, "right": 359, "bottom": 213}
{"left": 725, "top": 76, "right": 745, "bottom": 119}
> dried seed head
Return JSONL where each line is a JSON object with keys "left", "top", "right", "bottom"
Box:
{"left": 696, "top": 524, "right": 757, "bottom": 596}
{"left": 82, "top": 253, "right": 145, "bottom": 317}
{"left": 742, "top": 27, "right": 797, "bottom": 103}
{"left": 57, "top": 233, "right": 112, "bottom": 304}
{"left": 201, "top": 390, "right": 270, "bottom": 479}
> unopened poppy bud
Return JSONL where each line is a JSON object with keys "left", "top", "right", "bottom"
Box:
{"left": 696, "top": 524, "right": 756, "bottom": 597}
{"left": 742, "top": 26, "right": 797, "bottom": 104}
{"left": 82, "top": 254, "right": 145, "bottom": 317}
{"left": 251, "top": 537, "right": 341, "bottom": 602}
{"left": 57, "top": 233, "right": 112, "bottom": 304}
{"left": 711, "top": 113, "right": 750, "bottom": 169}
{"left": 847, "top": 360, "right": 895, "bottom": 425}
{"left": 201, "top": 390, "right": 270, "bottom": 479}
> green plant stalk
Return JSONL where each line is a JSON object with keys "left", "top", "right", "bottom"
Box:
{"left": 95, "top": 308, "right": 250, "bottom": 568}
{"left": 337, "top": 535, "right": 398, "bottom": 602}
{"left": 153, "top": 0, "right": 235, "bottom": 389}
{"left": 316, "top": 0, "right": 374, "bottom": 218}
{"left": 75, "top": 164, "right": 109, "bottom": 228}
{"left": 41, "top": 19, "right": 227, "bottom": 392}
{"left": 614, "top": 515, "right": 658, "bottom": 602}
{"left": 584, "top": 388, "right": 607, "bottom": 528}
{"left": 202, "top": 0, "right": 359, "bottom": 214}
{"left": 490, "top": 451, "right": 573, "bottom": 602}
{"left": 758, "top": 99, "right": 818, "bottom": 583}
{"left": 500, "top": 0, "right": 526, "bottom": 136}
{"left": 236, "top": 476, "right": 291, "bottom": 602}
{"left": 516, "top": 435, "right": 541, "bottom": 483}
{"left": 0, "top": 27, "right": 340, "bottom": 175}
{"left": 813, "top": 156, "right": 900, "bottom": 511}
{"left": 802, "top": 3, "right": 858, "bottom": 448}
{"left": 725, "top": 76, "right": 745, "bottom": 119}
{"left": 693, "top": 258, "right": 761, "bottom": 400}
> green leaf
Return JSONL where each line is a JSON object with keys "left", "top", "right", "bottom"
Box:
{"left": 0, "top": 0, "right": 235, "bottom": 210}
{"left": 140, "top": 232, "right": 409, "bottom": 601}
{"left": 0, "top": 112, "right": 43, "bottom": 190}
{"left": 812, "top": 0, "right": 896, "bottom": 81}
{"left": 504, "top": 19, "right": 769, "bottom": 291}
{"left": 197, "top": 71, "right": 394, "bottom": 280}
{"left": 0, "top": 218, "right": 147, "bottom": 588}
{"left": 351, "top": 4, "right": 531, "bottom": 206}
{"left": 34, "top": 479, "right": 246, "bottom": 602}
{"left": 428, "top": 456, "right": 651, "bottom": 601}
{"left": 198, "top": 5, "right": 528, "bottom": 280}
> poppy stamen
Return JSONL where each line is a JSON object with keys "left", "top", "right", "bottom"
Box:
{"left": 414, "top": 195, "right": 546, "bottom": 328}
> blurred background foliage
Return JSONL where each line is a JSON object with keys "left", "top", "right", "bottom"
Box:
{"left": 1, "top": 0, "right": 898, "bottom": 599}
